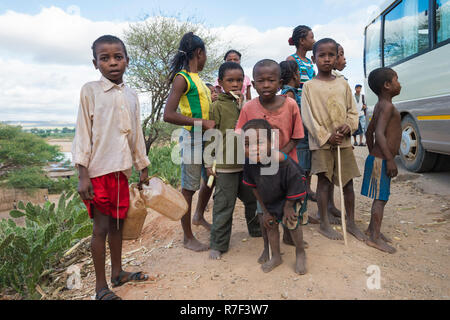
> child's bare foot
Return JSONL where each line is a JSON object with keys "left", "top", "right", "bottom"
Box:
{"left": 365, "top": 229, "right": 391, "bottom": 243}
{"left": 192, "top": 215, "right": 211, "bottom": 231}
{"left": 319, "top": 224, "right": 344, "bottom": 240}
{"left": 184, "top": 237, "right": 209, "bottom": 252}
{"left": 328, "top": 205, "right": 341, "bottom": 218}
{"left": 261, "top": 256, "right": 282, "bottom": 273}
{"left": 366, "top": 237, "right": 397, "bottom": 254}
{"left": 257, "top": 248, "right": 270, "bottom": 264}
{"left": 328, "top": 214, "right": 341, "bottom": 225}
{"left": 295, "top": 249, "right": 307, "bottom": 275}
{"left": 346, "top": 222, "right": 368, "bottom": 242}
{"left": 209, "top": 249, "right": 222, "bottom": 260}
{"left": 309, "top": 211, "right": 341, "bottom": 225}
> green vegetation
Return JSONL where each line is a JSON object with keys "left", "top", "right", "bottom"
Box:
{"left": 130, "top": 142, "right": 181, "bottom": 188}
{"left": 28, "top": 127, "right": 75, "bottom": 139}
{"left": 0, "top": 123, "right": 70, "bottom": 194}
{"left": 0, "top": 191, "right": 92, "bottom": 299}
{"left": 124, "top": 16, "right": 225, "bottom": 152}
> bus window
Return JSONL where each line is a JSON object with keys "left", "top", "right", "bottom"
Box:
{"left": 436, "top": 0, "right": 450, "bottom": 43}
{"left": 384, "top": 0, "right": 430, "bottom": 66}
{"left": 365, "top": 17, "right": 381, "bottom": 75}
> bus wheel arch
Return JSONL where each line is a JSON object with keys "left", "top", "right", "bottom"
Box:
{"left": 400, "top": 114, "right": 437, "bottom": 173}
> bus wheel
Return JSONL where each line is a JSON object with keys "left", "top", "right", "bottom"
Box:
{"left": 399, "top": 114, "right": 437, "bottom": 173}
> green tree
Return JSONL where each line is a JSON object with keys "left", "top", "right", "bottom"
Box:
{"left": 0, "top": 124, "right": 62, "bottom": 179}
{"left": 124, "top": 15, "right": 225, "bottom": 152}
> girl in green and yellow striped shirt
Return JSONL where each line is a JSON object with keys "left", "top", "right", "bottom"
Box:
{"left": 164, "top": 32, "right": 215, "bottom": 252}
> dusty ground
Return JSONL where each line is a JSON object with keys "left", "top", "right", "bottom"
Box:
{"left": 54, "top": 147, "right": 450, "bottom": 300}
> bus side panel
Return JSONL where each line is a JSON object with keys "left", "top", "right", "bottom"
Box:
{"left": 365, "top": 44, "right": 450, "bottom": 155}
{"left": 396, "top": 95, "right": 450, "bottom": 155}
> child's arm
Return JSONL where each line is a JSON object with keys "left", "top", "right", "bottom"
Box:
{"left": 73, "top": 86, "right": 94, "bottom": 200}
{"left": 375, "top": 104, "right": 398, "bottom": 177}
{"left": 204, "top": 103, "right": 220, "bottom": 174}
{"left": 252, "top": 188, "right": 276, "bottom": 229}
{"left": 77, "top": 165, "right": 94, "bottom": 200}
{"left": 365, "top": 114, "right": 376, "bottom": 153}
{"left": 283, "top": 200, "right": 298, "bottom": 224}
{"left": 280, "top": 139, "right": 299, "bottom": 155}
{"left": 300, "top": 85, "right": 333, "bottom": 147}
{"left": 132, "top": 97, "right": 151, "bottom": 186}
{"left": 246, "top": 86, "right": 252, "bottom": 101}
{"left": 163, "top": 75, "right": 215, "bottom": 130}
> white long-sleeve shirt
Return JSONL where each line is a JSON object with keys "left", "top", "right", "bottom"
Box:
{"left": 72, "top": 76, "right": 150, "bottom": 179}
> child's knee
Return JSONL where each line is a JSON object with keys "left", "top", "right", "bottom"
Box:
{"left": 92, "top": 224, "right": 108, "bottom": 240}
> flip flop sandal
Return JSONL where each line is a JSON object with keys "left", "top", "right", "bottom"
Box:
{"left": 95, "top": 288, "right": 122, "bottom": 300}
{"left": 111, "top": 271, "right": 149, "bottom": 288}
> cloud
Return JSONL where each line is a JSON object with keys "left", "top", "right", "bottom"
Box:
{"left": 0, "top": 6, "right": 128, "bottom": 65}
{"left": 0, "top": 5, "right": 379, "bottom": 123}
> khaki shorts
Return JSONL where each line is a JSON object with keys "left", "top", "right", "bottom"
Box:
{"left": 311, "top": 147, "right": 360, "bottom": 186}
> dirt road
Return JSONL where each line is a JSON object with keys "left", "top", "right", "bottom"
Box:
{"left": 61, "top": 147, "right": 449, "bottom": 300}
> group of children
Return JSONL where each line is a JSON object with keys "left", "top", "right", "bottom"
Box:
{"left": 72, "top": 27, "right": 403, "bottom": 299}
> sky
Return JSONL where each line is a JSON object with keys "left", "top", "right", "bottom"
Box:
{"left": 0, "top": 0, "right": 386, "bottom": 125}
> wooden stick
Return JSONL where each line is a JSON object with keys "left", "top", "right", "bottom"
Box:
{"left": 207, "top": 160, "right": 216, "bottom": 188}
{"left": 337, "top": 145, "right": 348, "bottom": 246}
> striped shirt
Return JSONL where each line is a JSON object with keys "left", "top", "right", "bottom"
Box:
{"left": 176, "top": 70, "right": 212, "bottom": 131}
{"left": 290, "top": 54, "right": 316, "bottom": 96}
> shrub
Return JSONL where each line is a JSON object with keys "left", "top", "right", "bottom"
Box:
{"left": 0, "top": 191, "right": 92, "bottom": 299}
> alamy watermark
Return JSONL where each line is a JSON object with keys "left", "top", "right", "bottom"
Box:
{"left": 366, "top": 265, "right": 381, "bottom": 290}
{"left": 170, "top": 121, "right": 281, "bottom": 175}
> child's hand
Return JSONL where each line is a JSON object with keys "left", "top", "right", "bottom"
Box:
{"left": 263, "top": 211, "right": 276, "bottom": 229}
{"left": 78, "top": 176, "right": 94, "bottom": 200}
{"left": 328, "top": 132, "right": 344, "bottom": 145}
{"left": 202, "top": 119, "right": 216, "bottom": 130}
{"left": 284, "top": 205, "right": 297, "bottom": 225}
{"left": 386, "top": 159, "right": 398, "bottom": 178}
{"left": 138, "top": 167, "right": 149, "bottom": 189}
{"left": 336, "top": 124, "right": 351, "bottom": 136}
{"left": 206, "top": 167, "right": 217, "bottom": 178}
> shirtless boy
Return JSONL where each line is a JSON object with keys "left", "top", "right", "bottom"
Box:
{"left": 362, "top": 67, "right": 402, "bottom": 254}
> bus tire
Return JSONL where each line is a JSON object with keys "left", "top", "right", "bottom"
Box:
{"left": 399, "top": 114, "right": 437, "bottom": 173}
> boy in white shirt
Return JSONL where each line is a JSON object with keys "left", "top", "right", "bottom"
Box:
{"left": 72, "top": 35, "right": 150, "bottom": 300}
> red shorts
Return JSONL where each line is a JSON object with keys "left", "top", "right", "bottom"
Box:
{"left": 83, "top": 172, "right": 130, "bottom": 219}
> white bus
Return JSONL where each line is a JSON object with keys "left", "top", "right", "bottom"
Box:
{"left": 364, "top": 0, "right": 450, "bottom": 172}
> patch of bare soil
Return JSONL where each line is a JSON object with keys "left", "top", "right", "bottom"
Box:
{"left": 59, "top": 149, "right": 450, "bottom": 300}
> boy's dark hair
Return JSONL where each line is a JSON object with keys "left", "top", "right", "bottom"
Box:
{"left": 206, "top": 83, "right": 214, "bottom": 88}
{"left": 168, "top": 32, "right": 206, "bottom": 83}
{"left": 242, "top": 119, "right": 273, "bottom": 142}
{"left": 312, "top": 38, "right": 338, "bottom": 56}
{"left": 92, "top": 35, "right": 128, "bottom": 60}
{"left": 224, "top": 49, "right": 242, "bottom": 61}
{"left": 279, "top": 60, "right": 298, "bottom": 86}
{"left": 218, "top": 62, "right": 244, "bottom": 81}
{"left": 253, "top": 59, "right": 281, "bottom": 78}
{"left": 368, "top": 67, "right": 397, "bottom": 95}
{"left": 289, "top": 25, "right": 312, "bottom": 48}
{"left": 355, "top": 84, "right": 362, "bottom": 89}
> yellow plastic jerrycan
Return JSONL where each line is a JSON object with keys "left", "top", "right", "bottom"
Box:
{"left": 122, "top": 184, "right": 148, "bottom": 240}
{"left": 141, "top": 176, "right": 188, "bottom": 221}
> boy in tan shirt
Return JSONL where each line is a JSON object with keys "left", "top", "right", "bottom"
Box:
{"left": 72, "top": 35, "right": 150, "bottom": 300}
{"left": 301, "top": 38, "right": 366, "bottom": 242}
